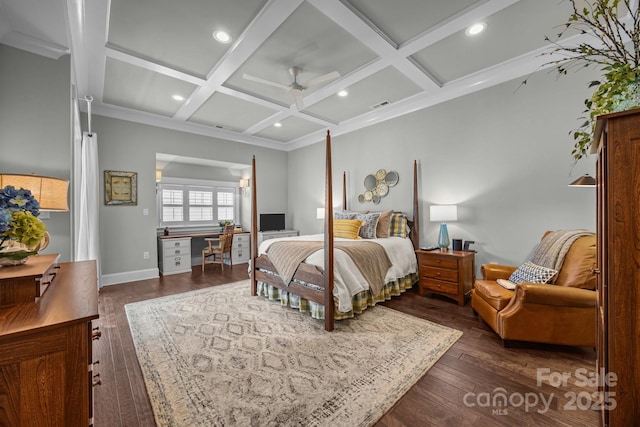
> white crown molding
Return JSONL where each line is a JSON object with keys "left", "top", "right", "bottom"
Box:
{"left": 89, "top": 102, "right": 290, "bottom": 151}
{"left": 1, "top": 31, "right": 69, "bottom": 59}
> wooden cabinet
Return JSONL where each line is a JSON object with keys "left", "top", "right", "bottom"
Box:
{"left": 158, "top": 237, "right": 192, "bottom": 275}
{"left": 593, "top": 109, "right": 640, "bottom": 426}
{"left": 0, "top": 260, "right": 99, "bottom": 426}
{"left": 416, "top": 249, "right": 475, "bottom": 306}
{"left": 257, "top": 230, "right": 299, "bottom": 247}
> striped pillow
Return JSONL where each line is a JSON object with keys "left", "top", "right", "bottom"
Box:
{"left": 333, "top": 219, "right": 363, "bottom": 239}
{"left": 389, "top": 213, "right": 407, "bottom": 238}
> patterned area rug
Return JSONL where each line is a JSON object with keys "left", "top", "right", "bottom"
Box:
{"left": 125, "top": 281, "right": 462, "bottom": 427}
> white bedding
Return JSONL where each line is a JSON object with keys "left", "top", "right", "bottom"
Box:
{"left": 258, "top": 234, "right": 418, "bottom": 312}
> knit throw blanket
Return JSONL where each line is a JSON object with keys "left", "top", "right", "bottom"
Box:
{"left": 265, "top": 240, "right": 392, "bottom": 296}
{"left": 530, "top": 230, "right": 594, "bottom": 282}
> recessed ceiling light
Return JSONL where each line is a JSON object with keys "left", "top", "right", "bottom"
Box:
{"left": 465, "top": 22, "right": 487, "bottom": 37}
{"left": 172, "top": 94, "right": 185, "bottom": 102}
{"left": 337, "top": 90, "right": 348, "bottom": 97}
{"left": 213, "top": 30, "right": 232, "bottom": 43}
{"left": 274, "top": 122, "right": 282, "bottom": 128}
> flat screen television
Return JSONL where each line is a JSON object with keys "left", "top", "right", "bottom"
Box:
{"left": 259, "top": 213, "right": 285, "bottom": 232}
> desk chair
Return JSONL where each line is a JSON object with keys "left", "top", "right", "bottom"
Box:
{"left": 202, "top": 224, "right": 235, "bottom": 271}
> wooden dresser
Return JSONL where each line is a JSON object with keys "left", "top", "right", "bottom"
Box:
{"left": 0, "top": 260, "right": 99, "bottom": 426}
{"left": 593, "top": 109, "right": 640, "bottom": 426}
{"left": 415, "top": 249, "right": 475, "bottom": 306}
{"left": 0, "top": 253, "right": 60, "bottom": 305}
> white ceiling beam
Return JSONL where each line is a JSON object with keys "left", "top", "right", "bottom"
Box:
{"left": 300, "top": 59, "right": 388, "bottom": 107}
{"left": 65, "top": 0, "right": 89, "bottom": 96}
{"left": 398, "top": 0, "right": 521, "bottom": 57}
{"left": 105, "top": 45, "right": 207, "bottom": 86}
{"left": 173, "top": 0, "right": 304, "bottom": 121}
{"left": 307, "top": 0, "right": 439, "bottom": 92}
{"left": 286, "top": 32, "right": 584, "bottom": 151}
{"left": 84, "top": 0, "right": 109, "bottom": 102}
{"left": 216, "top": 85, "right": 290, "bottom": 112}
{"left": 216, "top": 86, "right": 336, "bottom": 134}
{"left": 242, "top": 111, "right": 293, "bottom": 135}
{"left": 66, "top": 0, "right": 109, "bottom": 100}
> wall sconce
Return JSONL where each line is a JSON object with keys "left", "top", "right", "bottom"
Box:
{"left": 568, "top": 174, "right": 596, "bottom": 187}
{"left": 430, "top": 205, "right": 458, "bottom": 250}
{"left": 239, "top": 178, "right": 250, "bottom": 196}
{"left": 155, "top": 170, "right": 162, "bottom": 182}
{"left": 0, "top": 174, "right": 69, "bottom": 211}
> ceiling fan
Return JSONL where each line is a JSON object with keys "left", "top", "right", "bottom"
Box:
{"left": 242, "top": 66, "right": 340, "bottom": 110}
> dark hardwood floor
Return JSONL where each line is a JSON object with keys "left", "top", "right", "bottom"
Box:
{"left": 93, "top": 265, "right": 599, "bottom": 427}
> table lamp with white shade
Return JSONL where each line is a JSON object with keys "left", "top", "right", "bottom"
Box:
{"left": 430, "top": 205, "right": 458, "bottom": 250}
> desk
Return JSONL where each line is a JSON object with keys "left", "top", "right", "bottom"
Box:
{"left": 158, "top": 232, "right": 250, "bottom": 275}
{"left": 158, "top": 232, "right": 223, "bottom": 240}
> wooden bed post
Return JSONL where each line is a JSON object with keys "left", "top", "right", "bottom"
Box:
{"left": 324, "top": 131, "right": 335, "bottom": 331}
{"left": 342, "top": 171, "right": 347, "bottom": 212}
{"left": 411, "top": 160, "right": 419, "bottom": 250}
{"left": 250, "top": 155, "right": 258, "bottom": 296}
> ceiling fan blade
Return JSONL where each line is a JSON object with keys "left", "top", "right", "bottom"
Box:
{"left": 301, "top": 71, "right": 340, "bottom": 89}
{"left": 242, "top": 73, "right": 289, "bottom": 90}
{"left": 292, "top": 91, "right": 304, "bottom": 110}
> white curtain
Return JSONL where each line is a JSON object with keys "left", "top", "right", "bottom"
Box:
{"left": 73, "top": 98, "right": 101, "bottom": 285}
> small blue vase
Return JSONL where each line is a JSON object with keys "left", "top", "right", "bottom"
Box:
{"left": 438, "top": 223, "right": 450, "bottom": 250}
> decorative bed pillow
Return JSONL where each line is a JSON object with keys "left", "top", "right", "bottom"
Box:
{"left": 508, "top": 262, "right": 558, "bottom": 284}
{"left": 333, "top": 219, "right": 363, "bottom": 239}
{"left": 374, "top": 210, "right": 393, "bottom": 238}
{"left": 388, "top": 213, "right": 407, "bottom": 238}
{"left": 334, "top": 211, "right": 357, "bottom": 220}
{"left": 355, "top": 212, "right": 380, "bottom": 239}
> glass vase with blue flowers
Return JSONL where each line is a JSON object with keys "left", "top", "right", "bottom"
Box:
{"left": 0, "top": 185, "right": 48, "bottom": 266}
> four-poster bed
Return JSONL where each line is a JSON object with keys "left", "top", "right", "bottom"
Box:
{"left": 250, "top": 131, "right": 420, "bottom": 331}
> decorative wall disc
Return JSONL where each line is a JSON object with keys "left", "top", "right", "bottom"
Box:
{"left": 385, "top": 170, "right": 399, "bottom": 186}
{"left": 358, "top": 168, "right": 399, "bottom": 203}
{"left": 376, "top": 182, "right": 388, "bottom": 197}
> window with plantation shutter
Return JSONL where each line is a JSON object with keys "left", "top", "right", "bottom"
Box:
{"left": 157, "top": 179, "right": 239, "bottom": 227}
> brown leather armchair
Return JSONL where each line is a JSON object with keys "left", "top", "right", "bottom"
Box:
{"left": 471, "top": 233, "right": 596, "bottom": 347}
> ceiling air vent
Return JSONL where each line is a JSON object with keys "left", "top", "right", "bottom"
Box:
{"left": 370, "top": 100, "right": 391, "bottom": 110}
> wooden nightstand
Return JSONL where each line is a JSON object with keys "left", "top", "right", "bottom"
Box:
{"left": 415, "top": 249, "right": 475, "bottom": 306}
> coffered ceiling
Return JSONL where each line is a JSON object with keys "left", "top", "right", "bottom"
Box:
{"left": 0, "top": 0, "right": 597, "bottom": 151}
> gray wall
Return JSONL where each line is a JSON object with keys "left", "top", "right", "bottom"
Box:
{"left": 160, "top": 162, "right": 247, "bottom": 182}
{"left": 1, "top": 42, "right": 599, "bottom": 281}
{"left": 0, "top": 45, "right": 72, "bottom": 260}
{"left": 92, "top": 115, "right": 288, "bottom": 279}
{"left": 289, "top": 68, "right": 598, "bottom": 269}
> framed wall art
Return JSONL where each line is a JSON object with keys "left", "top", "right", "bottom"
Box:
{"left": 104, "top": 170, "right": 137, "bottom": 205}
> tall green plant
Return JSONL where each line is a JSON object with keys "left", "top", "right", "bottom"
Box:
{"left": 544, "top": 0, "right": 640, "bottom": 160}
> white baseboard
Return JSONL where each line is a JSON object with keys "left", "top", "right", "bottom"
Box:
{"left": 100, "top": 268, "right": 159, "bottom": 287}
